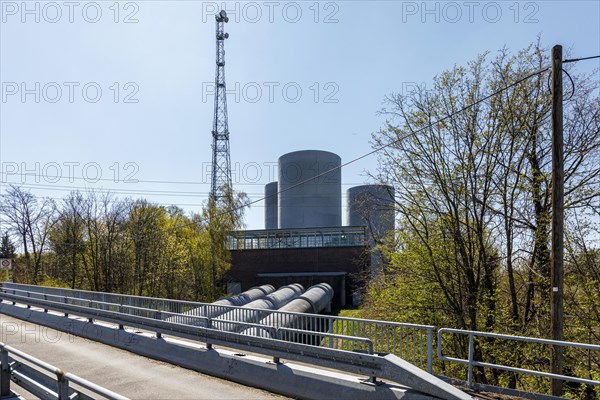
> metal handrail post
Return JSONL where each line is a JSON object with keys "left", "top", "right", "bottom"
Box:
{"left": 0, "top": 347, "right": 11, "bottom": 396}
{"left": 155, "top": 311, "right": 163, "bottom": 338}
{"left": 367, "top": 339, "right": 377, "bottom": 383}
{"left": 467, "top": 333, "right": 474, "bottom": 387}
{"left": 206, "top": 318, "right": 213, "bottom": 349}
{"left": 57, "top": 372, "right": 69, "bottom": 400}
{"left": 270, "top": 326, "right": 281, "bottom": 364}
{"left": 427, "top": 328, "right": 433, "bottom": 374}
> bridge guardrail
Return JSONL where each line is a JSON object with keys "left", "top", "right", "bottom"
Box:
{"left": 0, "top": 290, "right": 391, "bottom": 383}
{"left": 0, "top": 290, "right": 473, "bottom": 400}
{"left": 438, "top": 327, "right": 600, "bottom": 388}
{"left": 0, "top": 282, "right": 434, "bottom": 372}
{"left": 1, "top": 288, "right": 375, "bottom": 356}
{"left": 0, "top": 342, "right": 129, "bottom": 400}
{"left": 2, "top": 283, "right": 598, "bottom": 397}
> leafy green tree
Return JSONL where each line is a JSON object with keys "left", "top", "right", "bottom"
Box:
{"left": 37, "top": 186, "right": 247, "bottom": 301}
{"left": 0, "top": 233, "right": 16, "bottom": 259}
{"left": 366, "top": 40, "right": 600, "bottom": 392}
{"left": 206, "top": 187, "right": 249, "bottom": 299}
{"left": 373, "top": 53, "right": 502, "bottom": 335}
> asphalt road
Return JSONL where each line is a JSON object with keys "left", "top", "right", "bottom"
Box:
{"left": 0, "top": 313, "right": 287, "bottom": 400}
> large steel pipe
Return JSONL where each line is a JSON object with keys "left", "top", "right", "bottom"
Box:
{"left": 214, "top": 285, "right": 276, "bottom": 308}
{"left": 167, "top": 285, "right": 275, "bottom": 326}
{"left": 212, "top": 284, "right": 305, "bottom": 332}
{"left": 241, "top": 283, "right": 334, "bottom": 338}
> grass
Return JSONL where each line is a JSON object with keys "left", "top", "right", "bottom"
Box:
{"left": 335, "top": 307, "right": 363, "bottom": 319}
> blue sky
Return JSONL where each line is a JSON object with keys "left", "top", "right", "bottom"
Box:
{"left": 1, "top": 0, "right": 599, "bottom": 229}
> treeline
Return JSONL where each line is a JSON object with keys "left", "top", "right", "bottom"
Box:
{"left": 364, "top": 41, "right": 599, "bottom": 396}
{"left": 0, "top": 186, "right": 247, "bottom": 301}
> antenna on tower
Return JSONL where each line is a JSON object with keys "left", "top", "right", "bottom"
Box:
{"left": 209, "top": 9, "right": 233, "bottom": 295}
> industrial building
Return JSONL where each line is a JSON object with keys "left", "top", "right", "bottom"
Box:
{"left": 205, "top": 12, "right": 395, "bottom": 310}
{"left": 226, "top": 150, "right": 395, "bottom": 309}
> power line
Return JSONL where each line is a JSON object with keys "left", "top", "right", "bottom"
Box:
{"left": 95, "top": 64, "right": 557, "bottom": 243}
{"left": 0, "top": 190, "right": 371, "bottom": 203}
{"left": 2, "top": 182, "right": 214, "bottom": 197}
{"left": 0, "top": 172, "right": 378, "bottom": 187}
{"left": 0, "top": 171, "right": 211, "bottom": 186}
{"left": 234, "top": 65, "right": 553, "bottom": 213}
{"left": 0, "top": 63, "right": 561, "bottom": 249}
{"left": 563, "top": 55, "right": 600, "bottom": 64}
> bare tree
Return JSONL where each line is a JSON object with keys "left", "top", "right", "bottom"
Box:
{"left": 0, "top": 185, "right": 55, "bottom": 283}
{"left": 49, "top": 191, "right": 86, "bottom": 288}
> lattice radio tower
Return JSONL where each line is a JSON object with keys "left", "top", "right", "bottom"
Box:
{"left": 209, "top": 10, "right": 232, "bottom": 293}
{"left": 210, "top": 9, "right": 232, "bottom": 211}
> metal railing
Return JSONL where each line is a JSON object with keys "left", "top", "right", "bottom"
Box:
{"left": 0, "top": 290, "right": 402, "bottom": 389}
{"left": 227, "top": 226, "right": 367, "bottom": 250}
{"left": 0, "top": 288, "right": 393, "bottom": 362}
{"left": 0, "top": 282, "right": 202, "bottom": 315}
{"left": 3, "top": 283, "right": 598, "bottom": 396}
{"left": 0, "top": 342, "right": 128, "bottom": 399}
{"left": 328, "top": 315, "right": 433, "bottom": 372}
{"left": 0, "top": 282, "right": 434, "bottom": 371}
{"left": 438, "top": 328, "right": 600, "bottom": 388}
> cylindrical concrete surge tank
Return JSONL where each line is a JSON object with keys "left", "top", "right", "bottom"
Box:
{"left": 241, "top": 283, "right": 334, "bottom": 338}
{"left": 264, "top": 182, "right": 278, "bottom": 229}
{"left": 347, "top": 184, "right": 395, "bottom": 277}
{"left": 278, "top": 150, "right": 342, "bottom": 229}
{"left": 212, "top": 283, "right": 305, "bottom": 332}
{"left": 166, "top": 284, "right": 275, "bottom": 326}
{"left": 347, "top": 185, "right": 395, "bottom": 234}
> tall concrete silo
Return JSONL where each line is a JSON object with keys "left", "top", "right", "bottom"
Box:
{"left": 347, "top": 184, "right": 395, "bottom": 235}
{"left": 278, "top": 150, "right": 342, "bottom": 229}
{"left": 264, "top": 182, "right": 278, "bottom": 229}
{"left": 347, "top": 184, "right": 395, "bottom": 276}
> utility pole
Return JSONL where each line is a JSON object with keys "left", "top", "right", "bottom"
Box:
{"left": 550, "top": 44, "right": 564, "bottom": 397}
{"left": 209, "top": 9, "right": 232, "bottom": 296}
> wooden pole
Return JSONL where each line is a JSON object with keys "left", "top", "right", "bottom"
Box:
{"left": 550, "top": 44, "right": 564, "bottom": 397}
